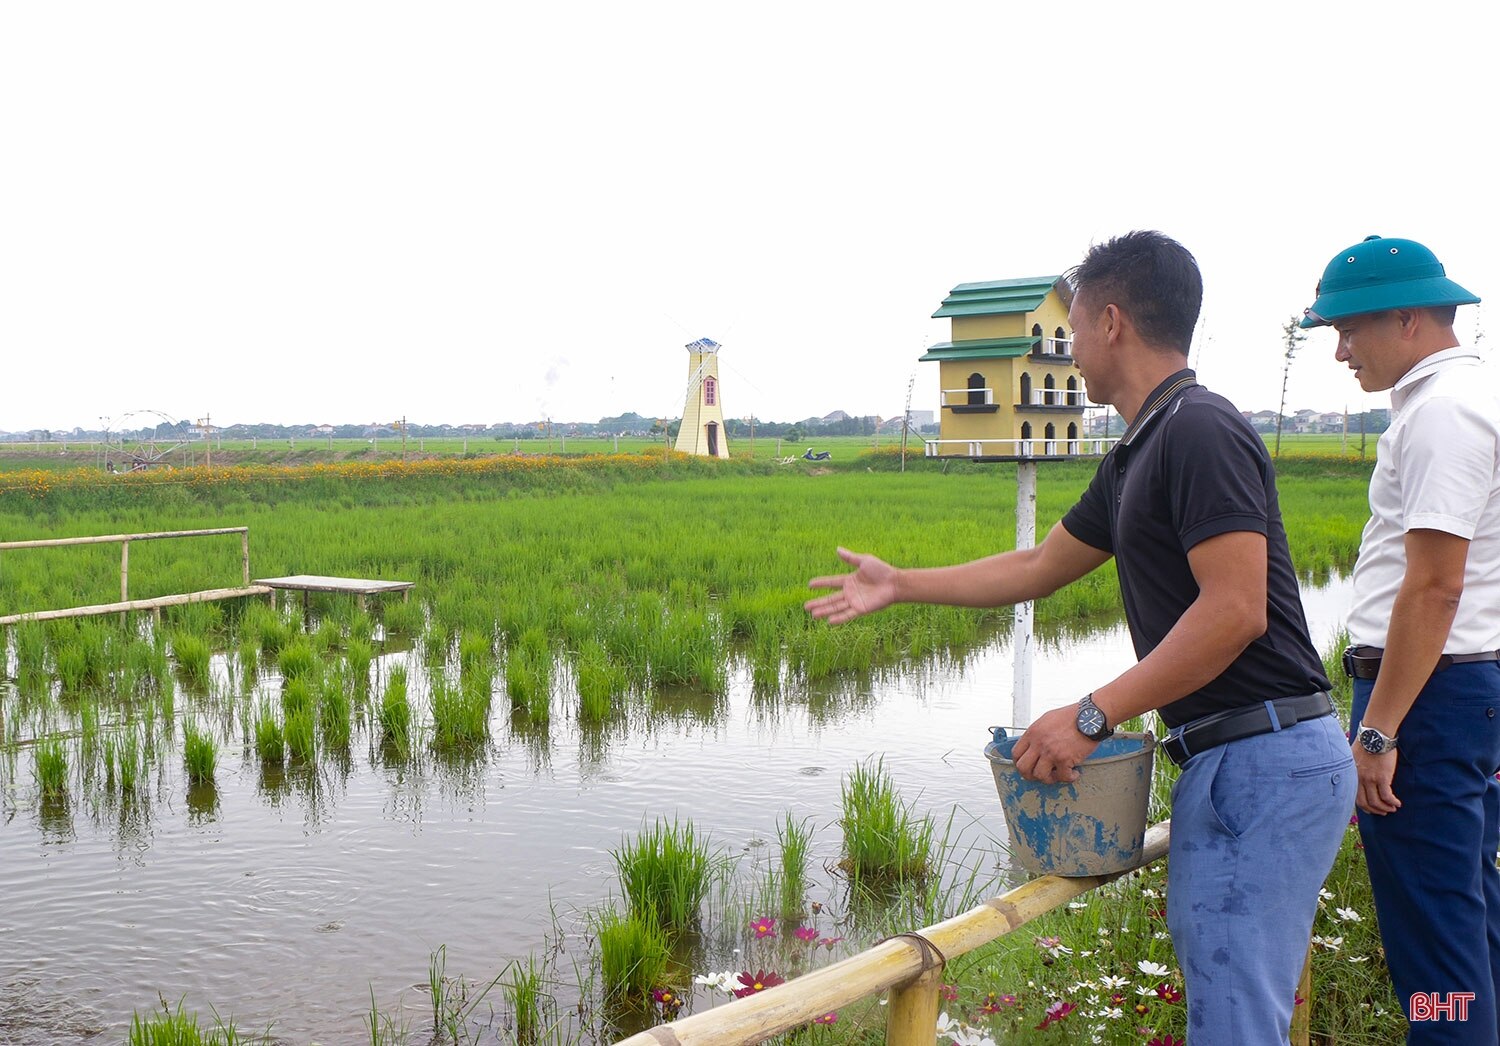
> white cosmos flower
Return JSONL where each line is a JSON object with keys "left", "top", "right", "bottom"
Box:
{"left": 1319, "top": 888, "right": 1334, "bottom": 900}
{"left": 1336, "top": 907, "right": 1363, "bottom": 922}
{"left": 1137, "top": 960, "right": 1170, "bottom": 978}
{"left": 1099, "top": 975, "right": 1129, "bottom": 990}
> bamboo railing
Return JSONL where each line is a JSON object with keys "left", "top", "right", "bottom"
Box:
{"left": 616, "top": 823, "right": 1176, "bottom": 1046}
{"left": 0, "top": 527, "right": 267, "bottom": 624}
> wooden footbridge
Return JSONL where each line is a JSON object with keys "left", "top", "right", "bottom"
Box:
{"left": 0, "top": 527, "right": 412, "bottom": 625}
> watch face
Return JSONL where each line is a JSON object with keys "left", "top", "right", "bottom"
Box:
{"left": 1358, "top": 728, "right": 1387, "bottom": 754}
{"left": 1078, "top": 706, "right": 1107, "bottom": 740}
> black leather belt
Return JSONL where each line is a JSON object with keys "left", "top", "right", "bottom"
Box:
{"left": 1161, "top": 691, "right": 1335, "bottom": 768}
{"left": 1342, "top": 644, "right": 1500, "bottom": 680}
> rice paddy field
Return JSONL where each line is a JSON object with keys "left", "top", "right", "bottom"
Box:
{"left": 0, "top": 451, "right": 1375, "bottom": 1044}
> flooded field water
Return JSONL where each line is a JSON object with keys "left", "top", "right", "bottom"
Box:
{"left": 0, "top": 577, "right": 1353, "bottom": 1043}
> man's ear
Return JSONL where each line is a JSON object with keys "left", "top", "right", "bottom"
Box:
{"left": 1102, "top": 303, "right": 1124, "bottom": 343}
{"left": 1395, "top": 308, "right": 1420, "bottom": 339}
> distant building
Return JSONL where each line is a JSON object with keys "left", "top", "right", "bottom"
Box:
{"left": 675, "top": 338, "right": 730, "bottom": 458}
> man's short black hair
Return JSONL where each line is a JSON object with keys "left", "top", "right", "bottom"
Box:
{"left": 1067, "top": 231, "right": 1203, "bottom": 354}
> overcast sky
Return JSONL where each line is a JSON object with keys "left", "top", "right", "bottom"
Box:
{"left": 2, "top": 1, "right": 1495, "bottom": 432}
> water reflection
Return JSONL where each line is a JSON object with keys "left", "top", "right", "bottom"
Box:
{"left": 0, "top": 573, "right": 1357, "bottom": 1043}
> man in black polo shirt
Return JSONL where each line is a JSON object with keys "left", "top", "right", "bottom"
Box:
{"left": 807, "top": 231, "right": 1354, "bottom": 1044}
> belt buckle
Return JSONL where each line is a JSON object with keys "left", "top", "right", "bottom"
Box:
{"left": 1341, "top": 645, "right": 1356, "bottom": 679}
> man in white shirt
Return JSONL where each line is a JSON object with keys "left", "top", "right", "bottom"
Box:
{"left": 1302, "top": 235, "right": 1498, "bottom": 1044}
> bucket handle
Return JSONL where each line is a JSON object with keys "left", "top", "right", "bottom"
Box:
{"left": 988, "top": 725, "right": 1027, "bottom": 744}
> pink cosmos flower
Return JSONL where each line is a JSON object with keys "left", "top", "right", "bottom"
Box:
{"left": 732, "top": 970, "right": 786, "bottom": 998}
{"left": 813, "top": 1012, "right": 838, "bottom": 1025}
{"left": 749, "top": 916, "right": 776, "bottom": 939}
{"left": 1035, "top": 999, "right": 1076, "bottom": 1029}
{"left": 794, "top": 926, "right": 819, "bottom": 942}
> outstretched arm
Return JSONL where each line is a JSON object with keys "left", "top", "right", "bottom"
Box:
{"left": 804, "top": 521, "right": 1110, "bottom": 625}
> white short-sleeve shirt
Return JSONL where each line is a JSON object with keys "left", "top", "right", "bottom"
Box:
{"left": 1347, "top": 347, "right": 1500, "bottom": 652}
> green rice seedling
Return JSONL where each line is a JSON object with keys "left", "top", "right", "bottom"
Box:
{"left": 458, "top": 628, "right": 493, "bottom": 676}
{"left": 14, "top": 621, "right": 48, "bottom": 678}
{"left": 171, "top": 632, "right": 213, "bottom": 691}
{"left": 254, "top": 703, "right": 285, "bottom": 766}
{"left": 364, "top": 987, "right": 408, "bottom": 1046}
{"left": 430, "top": 678, "right": 489, "bottom": 748}
{"left": 318, "top": 675, "right": 352, "bottom": 750}
{"left": 312, "top": 617, "right": 341, "bottom": 654}
{"left": 575, "top": 643, "right": 627, "bottom": 724}
{"left": 182, "top": 720, "right": 217, "bottom": 787}
{"left": 55, "top": 644, "right": 88, "bottom": 693}
{"left": 254, "top": 609, "right": 294, "bottom": 657}
{"left": 281, "top": 676, "right": 314, "bottom": 719}
{"left": 613, "top": 818, "right": 718, "bottom": 930}
{"left": 117, "top": 728, "right": 144, "bottom": 795}
{"left": 839, "top": 758, "right": 934, "bottom": 886}
{"left": 34, "top": 739, "right": 69, "bottom": 799}
{"left": 126, "top": 998, "right": 242, "bottom": 1046}
{"left": 345, "top": 636, "right": 374, "bottom": 693}
{"left": 773, "top": 813, "right": 814, "bottom": 917}
{"left": 236, "top": 636, "right": 259, "bottom": 686}
{"left": 505, "top": 954, "right": 551, "bottom": 1045}
{"left": 379, "top": 665, "right": 411, "bottom": 750}
{"left": 277, "top": 638, "right": 316, "bottom": 681}
{"left": 381, "top": 596, "right": 425, "bottom": 636}
{"left": 78, "top": 699, "right": 101, "bottom": 758}
{"left": 595, "top": 904, "right": 670, "bottom": 1002}
{"left": 284, "top": 708, "right": 316, "bottom": 763}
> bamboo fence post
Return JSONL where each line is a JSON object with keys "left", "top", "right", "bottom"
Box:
{"left": 241, "top": 531, "right": 250, "bottom": 586}
{"left": 1291, "top": 944, "right": 1313, "bottom": 1046}
{"left": 120, "top": 540, "right": 130, "bottom": 602}
{"left": 885, "top": 957, "right": 944, "bottom": 1046}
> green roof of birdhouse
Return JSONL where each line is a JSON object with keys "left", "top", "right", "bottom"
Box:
{"left": 931, "top": 276, "right": 1062, "bottom": 318}
{"left": 919, "top": 336, "right": 1038, "bottom": 361}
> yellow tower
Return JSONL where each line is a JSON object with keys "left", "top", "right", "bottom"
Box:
{"left": 675, "top": 337, "right": 730, "bottom": 458}
{"left": 921, "top": 276, "right": 1094, "bottom": 457}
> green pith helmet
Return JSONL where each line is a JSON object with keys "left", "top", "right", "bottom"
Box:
{"left": 1300, "top": 235, "right": 1480, "bottom": 329}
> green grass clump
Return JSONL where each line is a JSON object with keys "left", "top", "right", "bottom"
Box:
{"left": 773, "top": 813, "right": 814, "bottom": 917}
{"left": 128, "top": 999, "right": 242, "bottom": 1045}
{"left": 281, "top": 677, "right": 314, "bottom": 719}
{"left": 595, "top": 905, "right": 670, "bottom": 1002}
{"left": 318, "top": 674, "right": 352, "bottom": 750}
{"left": 171, "top": 632, "right": 213, "bottom": 691}
{"left": 345, "top": 637, "right": 374, "bottom": 692}
{"left": 382, "top": 597, "right": 425, "bottom": 636}
{"left": 254, "top": 703, "right": 285, "bottom": 766}
{"left": 34, "top": 738, "right": 69, "bottom": 798}
{"left": 613, "top": 818, "right": 718, "bottom": 930}
{"left": 277, "top": 639, "right": 317, "bottom": 681}
{"left": 379, "top": 665, "right": 411, "bottom": 751}
{"left": 430, "top": 678, "right": 489, "bottom": 748}
{"left": 575, "top": 643, "right": 627, "bottom": 724}
{"left": 505, "top": 954, "right": 551, "bottom": 1045}
{"left": 284, "top": 709, "right": 316, "bottom": 763}
{"left": 839, "top": 758, "right": 934, "bottom": 885}
{"left": 182, "top": 720, "right": 217, "bottom": 786}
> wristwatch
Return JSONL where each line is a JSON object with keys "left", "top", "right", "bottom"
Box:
{"left": 1075, "top": 693, "right": 1114, "bottom": 742}
{"left": 1356, "top": 721, "right": 1399, "bottom": 755}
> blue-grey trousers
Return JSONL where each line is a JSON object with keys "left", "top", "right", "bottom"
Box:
{"left": 1352, "top": 663, "right": 1500, "bottom": 1044}
{"left": 1167, "top": 712, "right": 1355, "bottom": 1044}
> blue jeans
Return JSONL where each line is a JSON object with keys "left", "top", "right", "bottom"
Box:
{"left": 1167, "top": 712, "right": 1355, "bottom": 1044}
{"left": 1352, "top": 663, "right": 1500, "bottom": 1044}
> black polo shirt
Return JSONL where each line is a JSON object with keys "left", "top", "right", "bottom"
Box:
{"left": 1061, "top": 369, "right": 1330, "bottom": 728}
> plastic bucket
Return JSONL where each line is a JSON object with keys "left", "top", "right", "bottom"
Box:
{"left": 984, "top": 726, "right": 1155, "bottom": 877}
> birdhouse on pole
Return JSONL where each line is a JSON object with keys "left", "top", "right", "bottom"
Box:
{"left": 675, "top": 338, "right": 730, "bottom": 458}
{"left": 921, "top": 276, "right": 1106, "bottom": 460}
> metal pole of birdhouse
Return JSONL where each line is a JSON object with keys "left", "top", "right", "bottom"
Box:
{"left": 1013, "top": 460, "right": 1037, "bottom": 726}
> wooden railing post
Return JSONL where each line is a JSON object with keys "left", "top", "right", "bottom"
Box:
{"left": 886, "top": 963, "right": 944, "bottom": 1046}
{"left": 241, "top": 530, "right": 251, "bottom": 586}
{"left": 120, "top": 540, "right": 130, "bottom": 602}
{"left": 1291, "top": 943, "right": 1313, "bottom": 1046}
